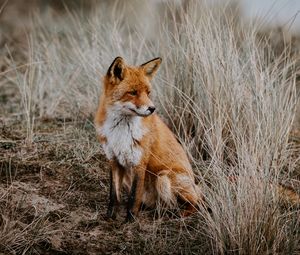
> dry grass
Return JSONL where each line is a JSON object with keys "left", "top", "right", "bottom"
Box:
{"left": 0, "top": 0, "right": 300, "bottom": 254}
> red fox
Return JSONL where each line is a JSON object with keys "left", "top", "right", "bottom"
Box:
{"left": 94, "top": 57, "right": 202, "bottom": 221}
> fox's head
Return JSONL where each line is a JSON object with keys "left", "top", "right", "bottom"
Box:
{"left": 103, "top": 57, "right": 161, "bottom": 117}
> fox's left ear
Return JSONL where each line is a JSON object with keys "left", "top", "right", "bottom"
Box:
{"left": 107, "top": 56, "right": 126, "bottom": 85}
{"left": 140, "top": 57, "right": 162, "bottom": 79}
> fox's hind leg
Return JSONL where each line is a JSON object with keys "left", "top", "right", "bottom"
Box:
{"left": 178, "top": 194, "right": 198, "bottom": 217}
{"left": 173, "top": 173, "right": 202, "bottom": 217}
{"left": 155, "top": 170, "right": 202, "bottom": 216}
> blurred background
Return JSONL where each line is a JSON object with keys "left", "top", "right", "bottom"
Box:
{"left": 1, "top": 1, "right": 300, "bottom": 254}
{"left": 1, "top": 0, "right": 300, "bottom": 42}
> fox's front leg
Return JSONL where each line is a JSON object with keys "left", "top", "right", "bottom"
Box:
{"left": 126, "top": 164, "right": 146, "bottom": 222}
{"left": 107, "top": 161, "right": 124, "bottom": 220}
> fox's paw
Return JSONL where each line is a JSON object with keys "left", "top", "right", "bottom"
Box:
{"left": 106, "top": 207, "right": 117, "bottom": 221}
{"left": 125, "top": 211, "right": 136, "bottom": 223}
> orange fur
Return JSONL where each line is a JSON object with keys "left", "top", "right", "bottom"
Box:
{"left": 94, "top": 57, "right": 202, "bottom": 221}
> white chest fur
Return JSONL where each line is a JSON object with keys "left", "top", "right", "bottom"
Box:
{"left": 97, "top": 108, "right": 147, "bottom": 168}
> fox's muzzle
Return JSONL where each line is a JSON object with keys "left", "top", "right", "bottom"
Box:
{"left": 147, "top": 106, "right": 156, "bottom": 114}
{"left": 130, "top": 105, "right": 155, "bottom": 117}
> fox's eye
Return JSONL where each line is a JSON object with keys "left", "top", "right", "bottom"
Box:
{"left": 128, "top": 90, "right": 137, "bottom": 96}
{"left": 147, "top": 90, "right": 151, "bottom": 96}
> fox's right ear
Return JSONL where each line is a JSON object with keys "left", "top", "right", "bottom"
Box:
{"left": 140, "top": 57, "right": 162, "bottom": 79}
{"left": 106, "top": 57, "right": 125, "bottom": 84}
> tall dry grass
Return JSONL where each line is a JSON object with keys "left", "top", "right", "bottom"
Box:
{"left": 3, "top": 0, "right": 300, "bottom": 254}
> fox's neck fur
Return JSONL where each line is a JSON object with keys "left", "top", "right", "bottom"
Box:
{"left": 98, "top": 105, "right": 147, "bottom": 168}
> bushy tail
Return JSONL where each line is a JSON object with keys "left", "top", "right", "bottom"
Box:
{"left": 276, "top": 184, "right": 300, "bottom": 206}
{"left": 229, "top": 175, "right": 300, "bottom": 207}
{"left": 156, "top": 170, "right": 177, "bottom": 207}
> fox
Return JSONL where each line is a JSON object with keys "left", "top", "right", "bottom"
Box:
{"left": 94, "top": 57, "right": 202, "bottom": 221}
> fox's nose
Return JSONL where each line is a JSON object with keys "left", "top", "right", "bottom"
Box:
{"left": 148, "top": 106, "right": 156, "bottom": 114}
